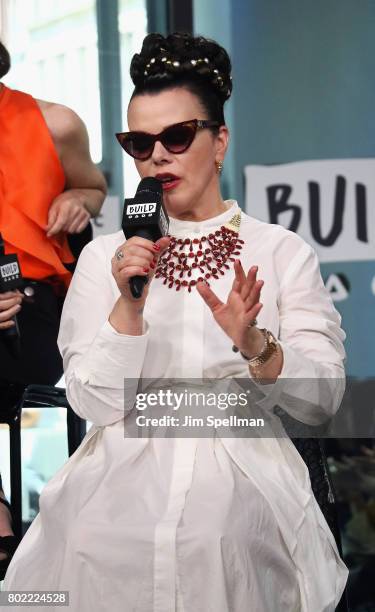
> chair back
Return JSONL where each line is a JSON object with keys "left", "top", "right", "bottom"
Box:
{"left": 292, "top": 437, "right": 349, "bottom": 612}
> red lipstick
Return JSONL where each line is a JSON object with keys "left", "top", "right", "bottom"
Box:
{"left": 155, "top": 173, "right": 181, "bottom": 191}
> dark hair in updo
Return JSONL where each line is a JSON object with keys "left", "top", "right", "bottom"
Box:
{"left": 0, "top": 42, "right": 11, "bottom": 79}
{"left": 130, "top": 33, "right": 232, "bottom": 126}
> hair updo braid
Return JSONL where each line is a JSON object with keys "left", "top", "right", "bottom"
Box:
{"left": 130, "top": 33, "right": 232, "bottom": 125}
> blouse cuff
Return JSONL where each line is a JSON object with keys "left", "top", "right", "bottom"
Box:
{"left": 249, "top": 339, "right": 317, "bottom": 411}
{"left": 254, "top": 340, "right": 343, "bottom": 425}
{"left": 74, "top": 319, "right": 149, "bottom": 389}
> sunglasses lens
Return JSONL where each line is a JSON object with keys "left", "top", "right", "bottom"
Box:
{"left": 162, "top": 124, "right": 195, "bottom": 153}
{"left": 117, "top": 121, "right": 198, "bottom": 159}
{"left": 121, "top": 134, "right": 154, "bottom": 160}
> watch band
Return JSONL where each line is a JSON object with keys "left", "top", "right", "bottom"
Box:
{"left": 233, "top": 328, "right": 279, "bottom": 371}
{"left": 238, "top": 328, "right": 268, "bottom": 361}
{"left": 247, "top": 329, "right": 279, "bottom": 369}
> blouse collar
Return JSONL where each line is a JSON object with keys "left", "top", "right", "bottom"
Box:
{"left": 168, "top": 200, "right": 240, "bottom": 237}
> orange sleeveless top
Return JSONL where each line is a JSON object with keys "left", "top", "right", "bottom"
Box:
{"left": 0, "top": 84, "right": 74, "bottom": 290}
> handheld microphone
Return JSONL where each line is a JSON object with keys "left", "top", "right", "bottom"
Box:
{"left": 122, "top": 177, "right": 169, "bottom": 299}
{"left": 0, "top": 233, "right": 23, "bottom": 357}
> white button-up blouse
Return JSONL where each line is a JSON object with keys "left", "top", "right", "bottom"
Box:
{"left": 3, "top": 201, "right": 348, "bottom": 612}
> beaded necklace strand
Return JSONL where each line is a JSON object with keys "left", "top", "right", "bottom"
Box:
{"left": 155, "top": 211, "right": 243, "bottom": 292}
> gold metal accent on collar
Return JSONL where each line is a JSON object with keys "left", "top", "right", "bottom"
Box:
{"left": 225, "top": 212, "right": 241, "bottom": 232}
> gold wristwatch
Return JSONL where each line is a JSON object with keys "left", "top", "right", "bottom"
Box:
{"left": 235, "top": 328, "right": 279, "bottom": 374}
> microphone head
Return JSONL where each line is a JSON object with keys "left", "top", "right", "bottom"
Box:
{"left": 122, "top": 176, "right": 169, "bottom": 242}
{"left": 0, "top": 253, "right": 23, "bottom": 292}
{"left": 136, "top": 177, "right": 162, "bottom": 196}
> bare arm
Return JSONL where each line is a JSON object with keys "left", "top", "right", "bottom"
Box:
{"left": 38, "top": 102, "right": 107, "bottom": 235}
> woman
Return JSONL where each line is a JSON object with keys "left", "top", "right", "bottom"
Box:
{"left": 0, "top": 39, "right": 107, "bottom": 386}
{"left": 4, "top": 33, "right": 348, "bottom": 611}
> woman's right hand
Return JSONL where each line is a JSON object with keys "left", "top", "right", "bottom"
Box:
{"left": 0, "top": 290, "right": 24, "bottom": 329}
{"left": 109, "top": 235, "right": 171, "bottom": 333}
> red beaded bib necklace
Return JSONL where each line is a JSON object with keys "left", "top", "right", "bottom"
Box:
{"left": 155, "top": 211, "right": 243, "bottom": 292}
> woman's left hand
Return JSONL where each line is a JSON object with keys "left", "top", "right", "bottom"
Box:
{"left": 196, "top": 260, "right": 264, "bottom": 356}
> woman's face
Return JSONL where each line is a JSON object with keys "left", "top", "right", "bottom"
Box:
{"left": 127, "top": 87, "right": 228, "bottom": 219}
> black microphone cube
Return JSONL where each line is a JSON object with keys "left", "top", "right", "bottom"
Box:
{"left": 0, "top": 254, "right": 23, "bottom": 292}
{"left": 122, "top": 190, "right": 169, "bottom": 242}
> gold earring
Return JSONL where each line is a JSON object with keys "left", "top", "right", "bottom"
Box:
{"left": 216, "top": 160, "right": 223, "bottom": 174}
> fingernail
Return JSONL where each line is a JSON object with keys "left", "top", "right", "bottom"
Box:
{"left": 143, "top": 268, "right": 149, "bottom": 273}
{"left": 153, "top": 244, "right": 160, "bottom": 251}
{"left": 150, "top": 263, "right": 155, "bottom": 269}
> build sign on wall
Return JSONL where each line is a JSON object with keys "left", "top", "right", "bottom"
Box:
{"left": 244, "top": 159, "right": 375, "bottom": 377}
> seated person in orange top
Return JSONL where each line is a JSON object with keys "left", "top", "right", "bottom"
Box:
{"left": 0, "top": 40, "right": 106, "bottom": 577}
{"left": 0, "top": 40, "right": 107, "bottom": 386}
